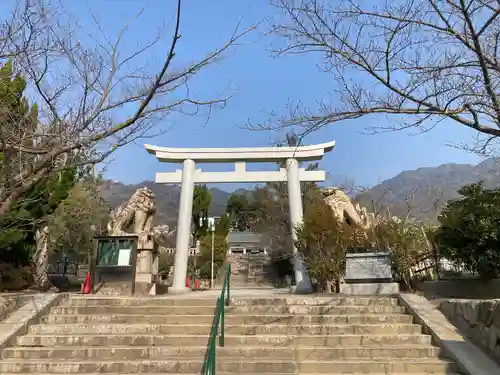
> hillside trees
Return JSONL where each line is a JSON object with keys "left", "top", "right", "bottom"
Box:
{"left": 264, "top": 0, "right": 500, "bottom": 153}
{"left": 226, "top": 194, "right": 255, "bottom": 231}
{"left": 0, "top": 0, "right": 255, "bottom": 217}
{"left": 248, "top": 133, "right": 322, "bottom": 267}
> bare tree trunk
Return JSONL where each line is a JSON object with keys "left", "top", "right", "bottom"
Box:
{"left": 32, "top": 226, "right": 52, "bottom": 290}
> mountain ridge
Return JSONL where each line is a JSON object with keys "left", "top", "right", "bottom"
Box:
{"left": 100, "top": 157, "right": 500, "bottom": 223}
{"left": 354, "top": 157, "right": 500, "bottom": 220}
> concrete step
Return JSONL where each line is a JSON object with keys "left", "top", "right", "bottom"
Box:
{"left": 49, "top": 304, "right": 406, "bottom": 315}
{"left": 61, "top": 296, "right": 399, "bottom": 307}
{"left": 16, "top": 333, "right": 432, "bottom": 347}
{"left": 228, "top": 297, "right": 400, "bottom": 306}
{"left": 61, "top": 297, "right": 219, "bottom": 307}
{"left": 298, "top": 360, "right": 457, "bottom": 373}
{"left": 0, "top": 358, "right": 458, "bottom": 373}
{"left": 2, "top": 345, "right": 442, "bottom": 360}
{"left": 42, "top": 312, "right": 414, "bottom": 325}
{"left": 27, "top": 323, "right": 422, "bottom": 335}
{"left": 0, "top": 373, "right": 463, "bottom": 375}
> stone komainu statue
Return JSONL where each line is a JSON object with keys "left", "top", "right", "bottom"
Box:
{"left": 107, "top": 187, "right": 156, "bottom": 242}
{"left": 322, "top": 187, "right": 401, "bottom": 229}
{"left": 322, "top": 187, "right": 373, "bottom": 228}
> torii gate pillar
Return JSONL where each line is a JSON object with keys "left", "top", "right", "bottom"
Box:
{"left": 286, "top": 158, "right": 310, "bottom": 293}
{"left": 145, "top": 141, "right": 335, "bottom": 294}
{"left": 172, "top": 159, "right": 196, "bottom": 294}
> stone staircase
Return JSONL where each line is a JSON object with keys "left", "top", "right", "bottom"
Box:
{"left": 227, "top": 253, "right": 275, "bottom": 288}
{"left": 0, "top": 295, "right": 461, "bottom": 374}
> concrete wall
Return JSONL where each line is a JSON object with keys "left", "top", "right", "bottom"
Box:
{"left": 416, "top": 279, "right": 500, "bottom": 299}
{"left": 439, "top": 300, "right": 500, "bottom": 364}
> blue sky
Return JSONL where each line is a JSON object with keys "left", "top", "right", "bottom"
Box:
{"left": 6, "top": 0, "right": 485, "bottom": 191}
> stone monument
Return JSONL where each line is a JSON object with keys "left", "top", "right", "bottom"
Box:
{"left": 340, "top": 252, "right": 399, "bottom": 295}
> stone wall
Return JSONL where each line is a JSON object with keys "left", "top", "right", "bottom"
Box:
{"left": 439, "top": 299, "right": 500, "bottom": 364}
{"left": 0, "top": 297, "right": 16, "bottom": 322}
{"left": 416, "top": 279, "right": 500, "bottom": 299}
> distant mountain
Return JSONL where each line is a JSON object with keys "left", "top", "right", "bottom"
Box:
{"left": 99, "top": 180, "right": 231, "bottom": 226}
{"left": 100, "top": 157, "right": 500, "bottom": 225}
{"left": 355, "top": 158, "right": 500, "bottom": 221}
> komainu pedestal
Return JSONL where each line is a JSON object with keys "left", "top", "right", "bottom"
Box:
{"left": 135, "top": 237, "right": 160, "bottom": 296}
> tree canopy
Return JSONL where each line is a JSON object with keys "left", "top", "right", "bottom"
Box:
{"left": 0, "top": 61, "right": 76, "bottom": 266}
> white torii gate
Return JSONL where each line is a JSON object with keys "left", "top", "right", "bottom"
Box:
{"left": 145, "top": 141, "right": 335, "bottom": 294}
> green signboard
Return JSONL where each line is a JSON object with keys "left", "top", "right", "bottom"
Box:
{"left": 97, "top": 238, "right": 135, "bottom": 266}
{"left": 91, "top": 235, "right": 139, "bottom": 295}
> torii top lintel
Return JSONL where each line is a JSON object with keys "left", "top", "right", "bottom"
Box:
{"left": 144, "top": 141, "right": 335, "bottom": 163}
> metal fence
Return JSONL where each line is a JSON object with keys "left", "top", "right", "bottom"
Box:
{"left": 409, "top": 253, "right": 478, "bottom": 280}
{"left": 48, "top": 257, "right": 79, "bottom": 277}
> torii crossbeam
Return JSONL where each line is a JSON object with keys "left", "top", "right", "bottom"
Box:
{"left": 145, "top": 141, "right": 335, "bottom": 294}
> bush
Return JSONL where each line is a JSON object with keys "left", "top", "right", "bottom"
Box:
{"left": 0, "top": 263, "right": 33, "bottom": 291}
{"left": 436, "top": 182, "right": 500, "bottom": 280}
{"left": 371, "top": 220, "right": 428, "bottom": 289}
{"left": 295, "top": 196, "right": 346, "bottom": 292}
{"left": 296, "top": 190, "right": 428, "bottom": 291}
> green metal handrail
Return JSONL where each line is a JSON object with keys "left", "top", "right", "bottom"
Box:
{"left": 203, "top": 263, "right": 231, "bottom": 375}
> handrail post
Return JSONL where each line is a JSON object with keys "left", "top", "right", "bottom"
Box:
{"left": 226, "top": 264, "right": 231, "bottom": 306}
{"left": 219, "top": 293, "right": 225, "bottom": 347}
{"left": 211, "top": 342, "right": 215, "bottom": 375}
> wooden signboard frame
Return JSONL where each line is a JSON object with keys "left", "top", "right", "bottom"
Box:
{"left": 91, "top": 235, "right": 139, "bottom": 295}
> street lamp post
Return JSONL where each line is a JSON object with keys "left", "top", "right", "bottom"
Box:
{"left": 208, "top": 217, "right": 216, "bottom": 288}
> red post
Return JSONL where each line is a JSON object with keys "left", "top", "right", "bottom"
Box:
{"left": 195, "top": 279, "right": 200, "bottom": 290}
{"left": 186, "top": 275, "right": 191, "bottom": 288}
{"left": 82, "top": 272, "right": 91, "bottom": 294}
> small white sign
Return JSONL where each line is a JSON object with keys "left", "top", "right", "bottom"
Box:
{"left": 117, "top": 248, "right": 132, "bottom": 266}
{"left": 208, "top": 217, "right": 216, "bottom": 232}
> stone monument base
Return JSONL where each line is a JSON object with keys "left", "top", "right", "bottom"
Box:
{"left": 340, "top": 282, "right": 399, "bottom": 295}
{"left": 95, "top": 281, "right": 167, "bottom": 296}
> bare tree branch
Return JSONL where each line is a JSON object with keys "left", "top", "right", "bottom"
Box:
{"left": 0, "top": 0, "right": 256, "bottom": 217}
{"left": 250, "top": 0, "right": 500, "bottom": 153}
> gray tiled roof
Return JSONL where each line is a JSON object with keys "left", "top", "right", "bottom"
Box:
{"left": 227, "top": 231, "right": 263, "bottom": 244}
